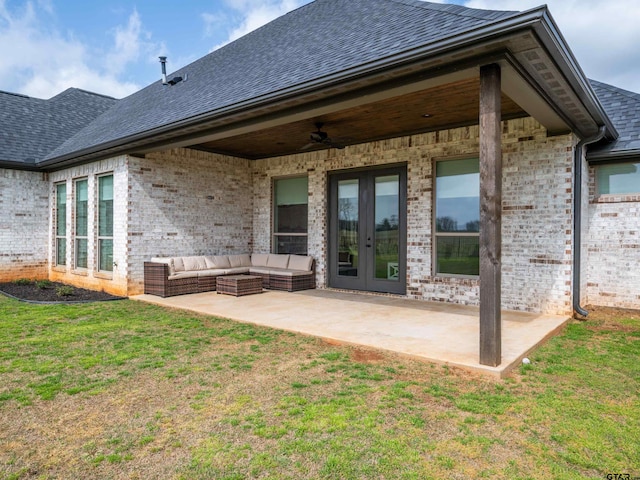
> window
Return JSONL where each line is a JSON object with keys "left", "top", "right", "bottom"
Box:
{"left": 98, "top": 175, "right": 114, "bottom": 272}
{"left": 75, "top": 178, "right": 88, "bottom": 269}
{"left": 434, "top": 158, "right": 479, "bottom": 276}
{"left": 273, "top": 176, "right": 308, "bottom": 254}
{"left": 597, "top": 162, "right": 640, "bottom": 195}
{"left": 55, "top": 183, "right": 67, "bottom": 266}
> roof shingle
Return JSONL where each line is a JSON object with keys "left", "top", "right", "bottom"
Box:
{"left": 0, "top": 88, "right": 116, "bottom": 166}
{"left": 43, "top": 0, "right": 518, "bottom": 162}
{"left": 589, "top": 79, "right": 640, "bottom": 159}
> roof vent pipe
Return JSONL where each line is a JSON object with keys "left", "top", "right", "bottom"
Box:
{"left": 159, "top": 56, "right": 168, "bottom": 85}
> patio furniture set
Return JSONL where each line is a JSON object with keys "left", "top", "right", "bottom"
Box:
{"left": 143, "top": 253, "right": 315, "bottom": 297}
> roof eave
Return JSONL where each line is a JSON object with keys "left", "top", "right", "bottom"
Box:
{"left": 37, "top": 5, "right": 617, "bottom": 170}
{"left": 530, "top": 9, "right": 618, "bottom": 140}
{"left": 587, "top": 149, "right": 640, "bottom": 164}
{"left": 0, "top": 159, "right": 41, "bottom": 171}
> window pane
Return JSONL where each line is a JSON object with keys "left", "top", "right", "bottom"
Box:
{"left": 436, "top": 236, "right": 479, "bottom": 275}
{"left": 338, "top": 179, "right": 359, "bottom": 277}
{"left": 99, "top": 175, "right": 114, "bottom": 237}
{"left": 597, "top": 162, "right": 640, "bottom": 195}
{"left": 275, "top": 177, "right": 308, "bottom": 233}
{"left": 375, "top": 175, "right": 399, "bottom": 280}
{"left": 56, "top": 183, "right": 66, "bottom": 236}
{"left": 436, "top": 158, "right": 479, "bottom": 232}
{"left": 76, "top": 238, "right": 88, "bottom": 269}
{"left": 274, "top": 235, "right": 307, "bottom": 255}
{"left": 75, "top": 179, "right": 88, "bottom": 237}
{"left": 99, "top": 239, "right": 113, "bottom": 272}
{"left": 56, "top": 239, "right": 66, "bottom": 266}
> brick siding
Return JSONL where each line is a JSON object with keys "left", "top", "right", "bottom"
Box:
{"left": 586, "top": 166, "right": 640, "bottom": 308}
{"left": 0, "top": 169, "right": 49, "bottom": 281}
{"left": 253, "top": 118, "right": 575, "bottom": 314}
{"left": 126, "top": 149, "right": 253, "bottom": 295}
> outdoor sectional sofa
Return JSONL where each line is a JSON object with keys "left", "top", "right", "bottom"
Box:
{"left": 143, "top": 253, "right": 315, "bottom": 297}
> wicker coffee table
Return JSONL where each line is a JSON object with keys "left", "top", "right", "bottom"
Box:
{"left": 216, "top": 275, "right": 263, "bottom": 297}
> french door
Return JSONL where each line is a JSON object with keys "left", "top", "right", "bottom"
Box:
{"left": 328, "top": 166, "right": 407, "bottom": 294}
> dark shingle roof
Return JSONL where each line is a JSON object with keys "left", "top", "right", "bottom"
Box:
{"left": 0, "top": 88, "right": 117, "bottom": 167}
{"left": 588, "top": 79, "right": 640, "bottom": 159}
{"left": 44, "top": 0, "right": 518, "bottom": 162}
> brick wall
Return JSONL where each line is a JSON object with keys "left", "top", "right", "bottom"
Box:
{"left": 586, "top": 167, "right": 640, "bottom": 308}
{"left": 127, "top": 148, "right": 253, "bottom": 294}
{"left": 253, "top": 118, "right": 575, "bottom": 314}
{"left": 48, "top": 157, "right": 129, "bottom": 296}
{"left": 0, "top": 168, "right": 49, "bottom": 281}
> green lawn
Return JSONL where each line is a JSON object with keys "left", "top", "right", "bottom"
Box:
{"left": 0, "top": 296, "right": 638, "bottom": 479}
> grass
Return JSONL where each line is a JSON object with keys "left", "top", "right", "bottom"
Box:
{"left": 0, "top": 296, "right": 638, "bottom": 479}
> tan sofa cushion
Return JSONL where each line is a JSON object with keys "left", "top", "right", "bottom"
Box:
{"left": 182, "top": 256, "right": 208, "bottom": 271}
{"left": 228, "top": 254, "right": 252, "bottom": 268}
{"left": 248, "top": 266, "right": 271, "bottom": 275}
{"left": 267, "top": 254, "right": 289, "bottom": 269}
{"left": 222, "top": 267, "right": 251, "bottom": 275}
{"left": 151, "top": 257, "right": 175, "bottom": 275}
{"left": 251, "top": 253, "right": 269, "bottom": 267}
{"left": 270, "top": 270, "right": 313, "bottom": 277}
{"left": 288, "top": 255, "right": 313, "bottom": 272}
{"left": 168, "top": 271, "right": 199, "bottom": 280}
{"left": 197, "top": 269, "right": 226, "bottom": 277}
{"left": 173, "top": 257, "right": 185, "bottom": 272}
{"left": 205, "top": 255, "right": 231, "bottom": 269}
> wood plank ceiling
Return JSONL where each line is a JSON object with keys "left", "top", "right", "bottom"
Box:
{"left": 191, "top": 77, "right": 527, "bottom": 160}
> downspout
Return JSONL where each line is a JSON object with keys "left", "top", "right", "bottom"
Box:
{"left": 573, "top": 125, "right": 606, "bottom": 317}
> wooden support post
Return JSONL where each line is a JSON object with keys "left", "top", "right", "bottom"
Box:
{"left": 479, "top": 64, "right": 502, "bottom": 367}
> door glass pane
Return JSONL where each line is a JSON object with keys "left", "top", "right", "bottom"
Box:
{"left": 338, "top": 179, "right": 358, "bottom": 277}
{"left": 375, "top": 175, "right": 399, "bottom": 280}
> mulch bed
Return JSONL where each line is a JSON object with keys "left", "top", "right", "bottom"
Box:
{"left": 0, "top": 281, "right": 125, "bottom": 303}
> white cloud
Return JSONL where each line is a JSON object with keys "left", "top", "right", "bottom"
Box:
{"left": 0, "top": 2, "right": 161, "bottom": 99}
{"left": 208, "top": 0, "right": 306, "bottom": 51}
{"left": 459, "top": 0, "right": 640, "bottom": 93}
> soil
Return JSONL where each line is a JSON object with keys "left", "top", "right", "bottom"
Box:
{"left": 0, "top": 281, "right": 125, "bottom": 303}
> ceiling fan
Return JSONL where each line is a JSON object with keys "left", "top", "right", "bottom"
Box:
{"left": 300, "top": 122, "right": 345, "bottom": 150}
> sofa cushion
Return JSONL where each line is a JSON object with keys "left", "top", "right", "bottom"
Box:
{"left": 269, "top": 269, "right": 313, "bottom": 277}
{"left": 288, "top": 255, "right": 313, "bottom": 272}
{"left": 222, "top": 267, "right": 251, "bottom": 275}
{"left": 267, "top": 254, "right": 289, "bottom": 269}
{"left": 182, "top": 256, "right": 208, "bottom": 271}
{"left": 228, "top": 254, "right": 252, "bottom": 268}
{"left": 151, "top": 257, "right": 175, "bottom": 275}
{"left": 173, "top": 257, "right": 185, "bottom": 272}
{"left": 168, "top": 271, "right": 199, "bottom": 280}
{"left": 248, "top": 266, "right": 271, "bottom": 275}
{"left": 205, "top": 255, "right": 231, "bottom": 269}
{"left": 197, "top": 269, "right": 226, "bottom": 277}
{"left": 251, "top": 253, "right": 269, "bottom": 267}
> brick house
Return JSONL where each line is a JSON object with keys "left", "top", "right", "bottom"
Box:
{"left": 1, "top": 0, "right": 639, "bottom": 317}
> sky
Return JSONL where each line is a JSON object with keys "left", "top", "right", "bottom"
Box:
{"left": 1, "top": 0, "right": 639, "bottom": 100}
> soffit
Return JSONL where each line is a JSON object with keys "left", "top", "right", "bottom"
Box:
{"left": 189, "top": 77, "right": 526, "bottom": 160}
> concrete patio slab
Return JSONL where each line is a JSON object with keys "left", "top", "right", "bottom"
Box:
{"left": 131, "top": 289, "right": 570, "bottom": 377}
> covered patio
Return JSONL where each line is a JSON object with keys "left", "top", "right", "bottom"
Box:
{"left": 132, "top": 289, "right": 569, "bottom": 378}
